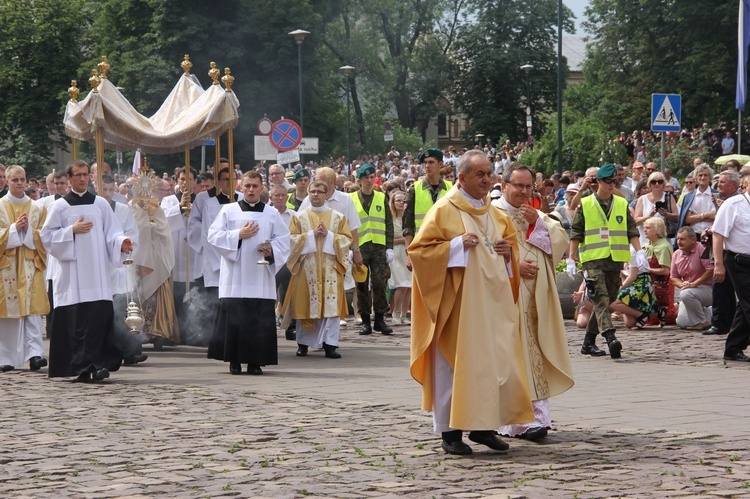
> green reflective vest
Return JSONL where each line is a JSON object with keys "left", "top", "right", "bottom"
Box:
{"left": 350, "top": 190, "right": 386, "bottom": 245}
{"left": 579, "top": 194, "right": 631, "bottom": 263}
{"left": 414, "top": 179, "right": 451, "bottom": 232}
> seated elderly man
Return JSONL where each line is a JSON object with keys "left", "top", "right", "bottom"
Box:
{"left": 670, "top": 226, "right": 713, "bottom": 330}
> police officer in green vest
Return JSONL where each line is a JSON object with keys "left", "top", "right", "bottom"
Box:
{"left": 402, "top": 148, "right": 452, "bottom": 270}
{"left": 567, "top": 163, "right": 646, "bottom": 359}
{"left": 351, "top": 164, "right": 394, "bottom": 335}
{"left": 287, "top": 169, "right": 310, "bottom": 211}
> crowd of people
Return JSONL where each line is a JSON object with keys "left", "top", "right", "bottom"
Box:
{"left": 1, "top": 136, "right": 749, "bottom": 455}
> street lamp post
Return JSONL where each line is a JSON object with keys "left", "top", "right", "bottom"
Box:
{"left": 520, "top": 64, "right": 533, "bottom": 146}
{"left": 288, "top": 29, "right": 310, "bottom": 133}
{"left": 339, "top": 65, "right": 355, "bottom": 168}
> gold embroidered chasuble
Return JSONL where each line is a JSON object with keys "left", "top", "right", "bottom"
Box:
{"left": 284, "top": 208, "right": 352, "bottom": 329}
{"left": 409, "top": 187, "right": 535, "bottom": 430}
{"left": 493, "top": 200, "right": 574, "bottom": 401}
{"left": 0, "top": 198, "right": 49, "bottom": 318}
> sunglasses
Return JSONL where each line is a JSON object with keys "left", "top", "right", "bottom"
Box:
{"left": 599, "top": 177, "right": 615, "bottom": 184}
{"left": 650, "top": 179, "right": 664, "bottom": 185}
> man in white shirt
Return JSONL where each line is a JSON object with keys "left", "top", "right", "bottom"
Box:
{"left": 713, "top": 175, "right": 750, "bottom": 361}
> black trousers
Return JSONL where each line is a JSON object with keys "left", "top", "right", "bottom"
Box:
{"left": 711, "top": 268, "right": 737, "bottom": 332}
{"left": 724, "top": 251, "right": 750, "bottom": 354}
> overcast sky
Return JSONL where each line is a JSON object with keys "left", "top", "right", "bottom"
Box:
{"left": 565, "top": 0, "right": 590, "bottom": 34}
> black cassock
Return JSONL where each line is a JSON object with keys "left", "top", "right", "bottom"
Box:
{"left": 207, "top": 200, "right": 278, "bottom": 367}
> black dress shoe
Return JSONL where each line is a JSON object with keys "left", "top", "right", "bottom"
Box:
{"left": 296, "top": 345, "right": 308, "bottom": 357}
{"left": 153, "top": 337, "right": 166, "bottom": 350}
{"left": 123, "top": 353, "right": 148, "bottom": 365}
{"left": 517, "top": 427, "right": 548, "bottom": 441}
{"left": 285, "top": 327, "right": 296, "bottom": 341}
{"left": 468, "top": 431, "right": 510, "bottom": 451}
{"left": 75, "top": 371, "right": 92, "bottom": 382}
{"left": 29, "top": 356, "right": 47, "bottom": 371}
{"left": 703, "top": 326, "right": 727, "bottom": 336}
{"left": 248, "top": 365, "right": 263, "bottom": 375}
{"left": 93, "top": 368, "right": 110, "bottom": 381}
{"left": 0, "top": 365, "right": 14, "bottom": 372}
{"left": 229, "top": 363, "right": 242, "bottom": 375}
{"left": 724, "top": 351, "right": 750, "bottom": 362}
{"left": 441, "top": 439, "right": 473, "bottom": 455}
{"left": 323, "top": 343, "right": 342, "bottom": 359}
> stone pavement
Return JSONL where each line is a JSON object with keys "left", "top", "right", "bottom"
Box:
{"left": 2, "top": 319, "right": 750, "bottom": 498}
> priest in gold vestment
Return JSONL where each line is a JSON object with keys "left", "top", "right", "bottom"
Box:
{"left": 409, "top": 150, "right": 534, "bottom": 456}
{"left": 492, "top": 164, "right": 574, "bottom": 441}
{"left": 0, "top": 165, "right": 50, "bottom": 372}
{"left": 284, "top": 181, "right": 352, "bottom": 359}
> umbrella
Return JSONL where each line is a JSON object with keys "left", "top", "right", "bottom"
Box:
{"left": 714, "top": 154, "right": 750, "bottom": 166}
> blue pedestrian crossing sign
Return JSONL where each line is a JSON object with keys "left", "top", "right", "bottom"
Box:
{"left": 651, "top": 94, "right": 681, "bottom": 132}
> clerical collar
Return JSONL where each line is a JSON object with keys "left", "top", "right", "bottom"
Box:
{"left": 498, "top": 196, "right": 519, "bottom": 212}
{"left": 458, "top": 187, "right": 485, "bottom": 208}
{"left": 309, "top": 204, "right": 330, "bottom": 212}
{"left": 4, "top": 193, "right": 29, "bottom": 204}
{"left": 71, "top": 189, "right": 87, "bottom": 197}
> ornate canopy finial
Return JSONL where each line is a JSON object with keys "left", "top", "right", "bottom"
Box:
{"left": 68, "top": 80, "right": 80, "bottom": 102}
{"left": 181, "top": 54, "right": 192, "bottom": 76}
{"left": 89, "top": 69, "right": 101, "bottom": 93}
{"left": 208, "top": 62, "right": 220, "bottom": 85}
{"left": 98, "top": 56, "right": 110, "bottom": 79}
{"left": 221, "top": 67, "right": 234, "bottom": 92}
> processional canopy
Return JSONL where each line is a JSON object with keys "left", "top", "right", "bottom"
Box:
{"left": 63, "top": 55, "right": 240, "bottom": 155}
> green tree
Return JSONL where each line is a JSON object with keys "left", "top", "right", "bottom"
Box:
{"left": 0, "top": 0, "right": 87, "bottom": 175}
{"left": 452, "top": 0, "right": 574, "bottom": 145}
{"left": 580, "top": 0, "right": 737, "bottom": 133}
{"left": 523, "top": 85, "right": 625, "bottom": 176}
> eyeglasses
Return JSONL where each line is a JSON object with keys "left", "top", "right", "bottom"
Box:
{"left": 649, "top": 179, "right": 664, "bottom": 185}
{"left": 684, "top": 181, "right": 695, "bottom": 184}
{"left": 600, "top": 177, "right": 615, "bottom": 184}
{"left": 69, "top": 173, "right": 89, "bottom": 178}
{"left": 270, "top": 172, "right": 284, "bottom": 176}
{"left": 509, "top": 182, "right": 533, "bottom": 191}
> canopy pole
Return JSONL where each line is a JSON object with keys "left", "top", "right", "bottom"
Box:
{"left": 95, "top": 130, "right": 105, "bottom": 195}
{"left": 222, "top": 68, "right": 236, "bottom": 194}
{"left": 67, "top": 80, "right": 81, "bottom": 162}
{"left": 182, "top": 149, "right": 192, "bottom": 300}
{"left": 215, "top": 133, "right": 222, "bottom": 196}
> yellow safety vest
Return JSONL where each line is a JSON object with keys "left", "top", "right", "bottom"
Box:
{"left": 350, "top": 190, "right": 386, "bottom": 245}
{"left": 414, "top": 179, "right": 452, "bottom": 232}
{"left": 579, "top": 194, "right": 630, "bottom": 263}
{"left": 286, "top": 193, "right": 297, "bottom": 210}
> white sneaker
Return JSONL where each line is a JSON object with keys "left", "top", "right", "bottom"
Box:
{"left": 392, "top": 313, "right": 402, "bottom": 325}
{"left": 355, "top": 317, "right": 362, "bottom": 325}
{"left": 340, "top": 319, "right": 347, "bottom": 327}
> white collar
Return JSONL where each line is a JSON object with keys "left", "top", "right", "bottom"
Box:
{"left": 497, "top": 196, "right": 520, "bottom": 212}
{"left": 71, "top": 189, "right": 87, "bottom": 197}
{"left": 4, "top": 193, "right": 29, "bottom": 204}
{"left": 309, "top": 204, "right": 330, "bottom": 213}
{"left": 458, "top": 187, "right": 485, "bottom": 208}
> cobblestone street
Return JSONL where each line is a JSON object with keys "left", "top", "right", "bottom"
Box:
{"left": 2, "top": 320, "right": 750, "bottom": 498}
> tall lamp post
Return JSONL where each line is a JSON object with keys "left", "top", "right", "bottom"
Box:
{"left": 520, "top": 64, "right": 533, "bottom": 146}
{"left": 288, "top": 29, "right": 310, "bottom": 133}
{"left": 339, "top": 65, "right": 355, "bottom": 168}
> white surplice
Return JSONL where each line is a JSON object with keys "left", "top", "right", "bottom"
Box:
{"left": 111, "top": 201, "right": 139, "bottom": 295}
{"left": 41, "top": 195, "right": 128, "bottom": 307}
{"left": 187, "top": 190, "right": 234, "bottom": 288}
{"left": 161, "top": 193, "right": 202, "bottom": 283}
{"left": 207, "top": 203, "right": 290, "bottom": 300}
